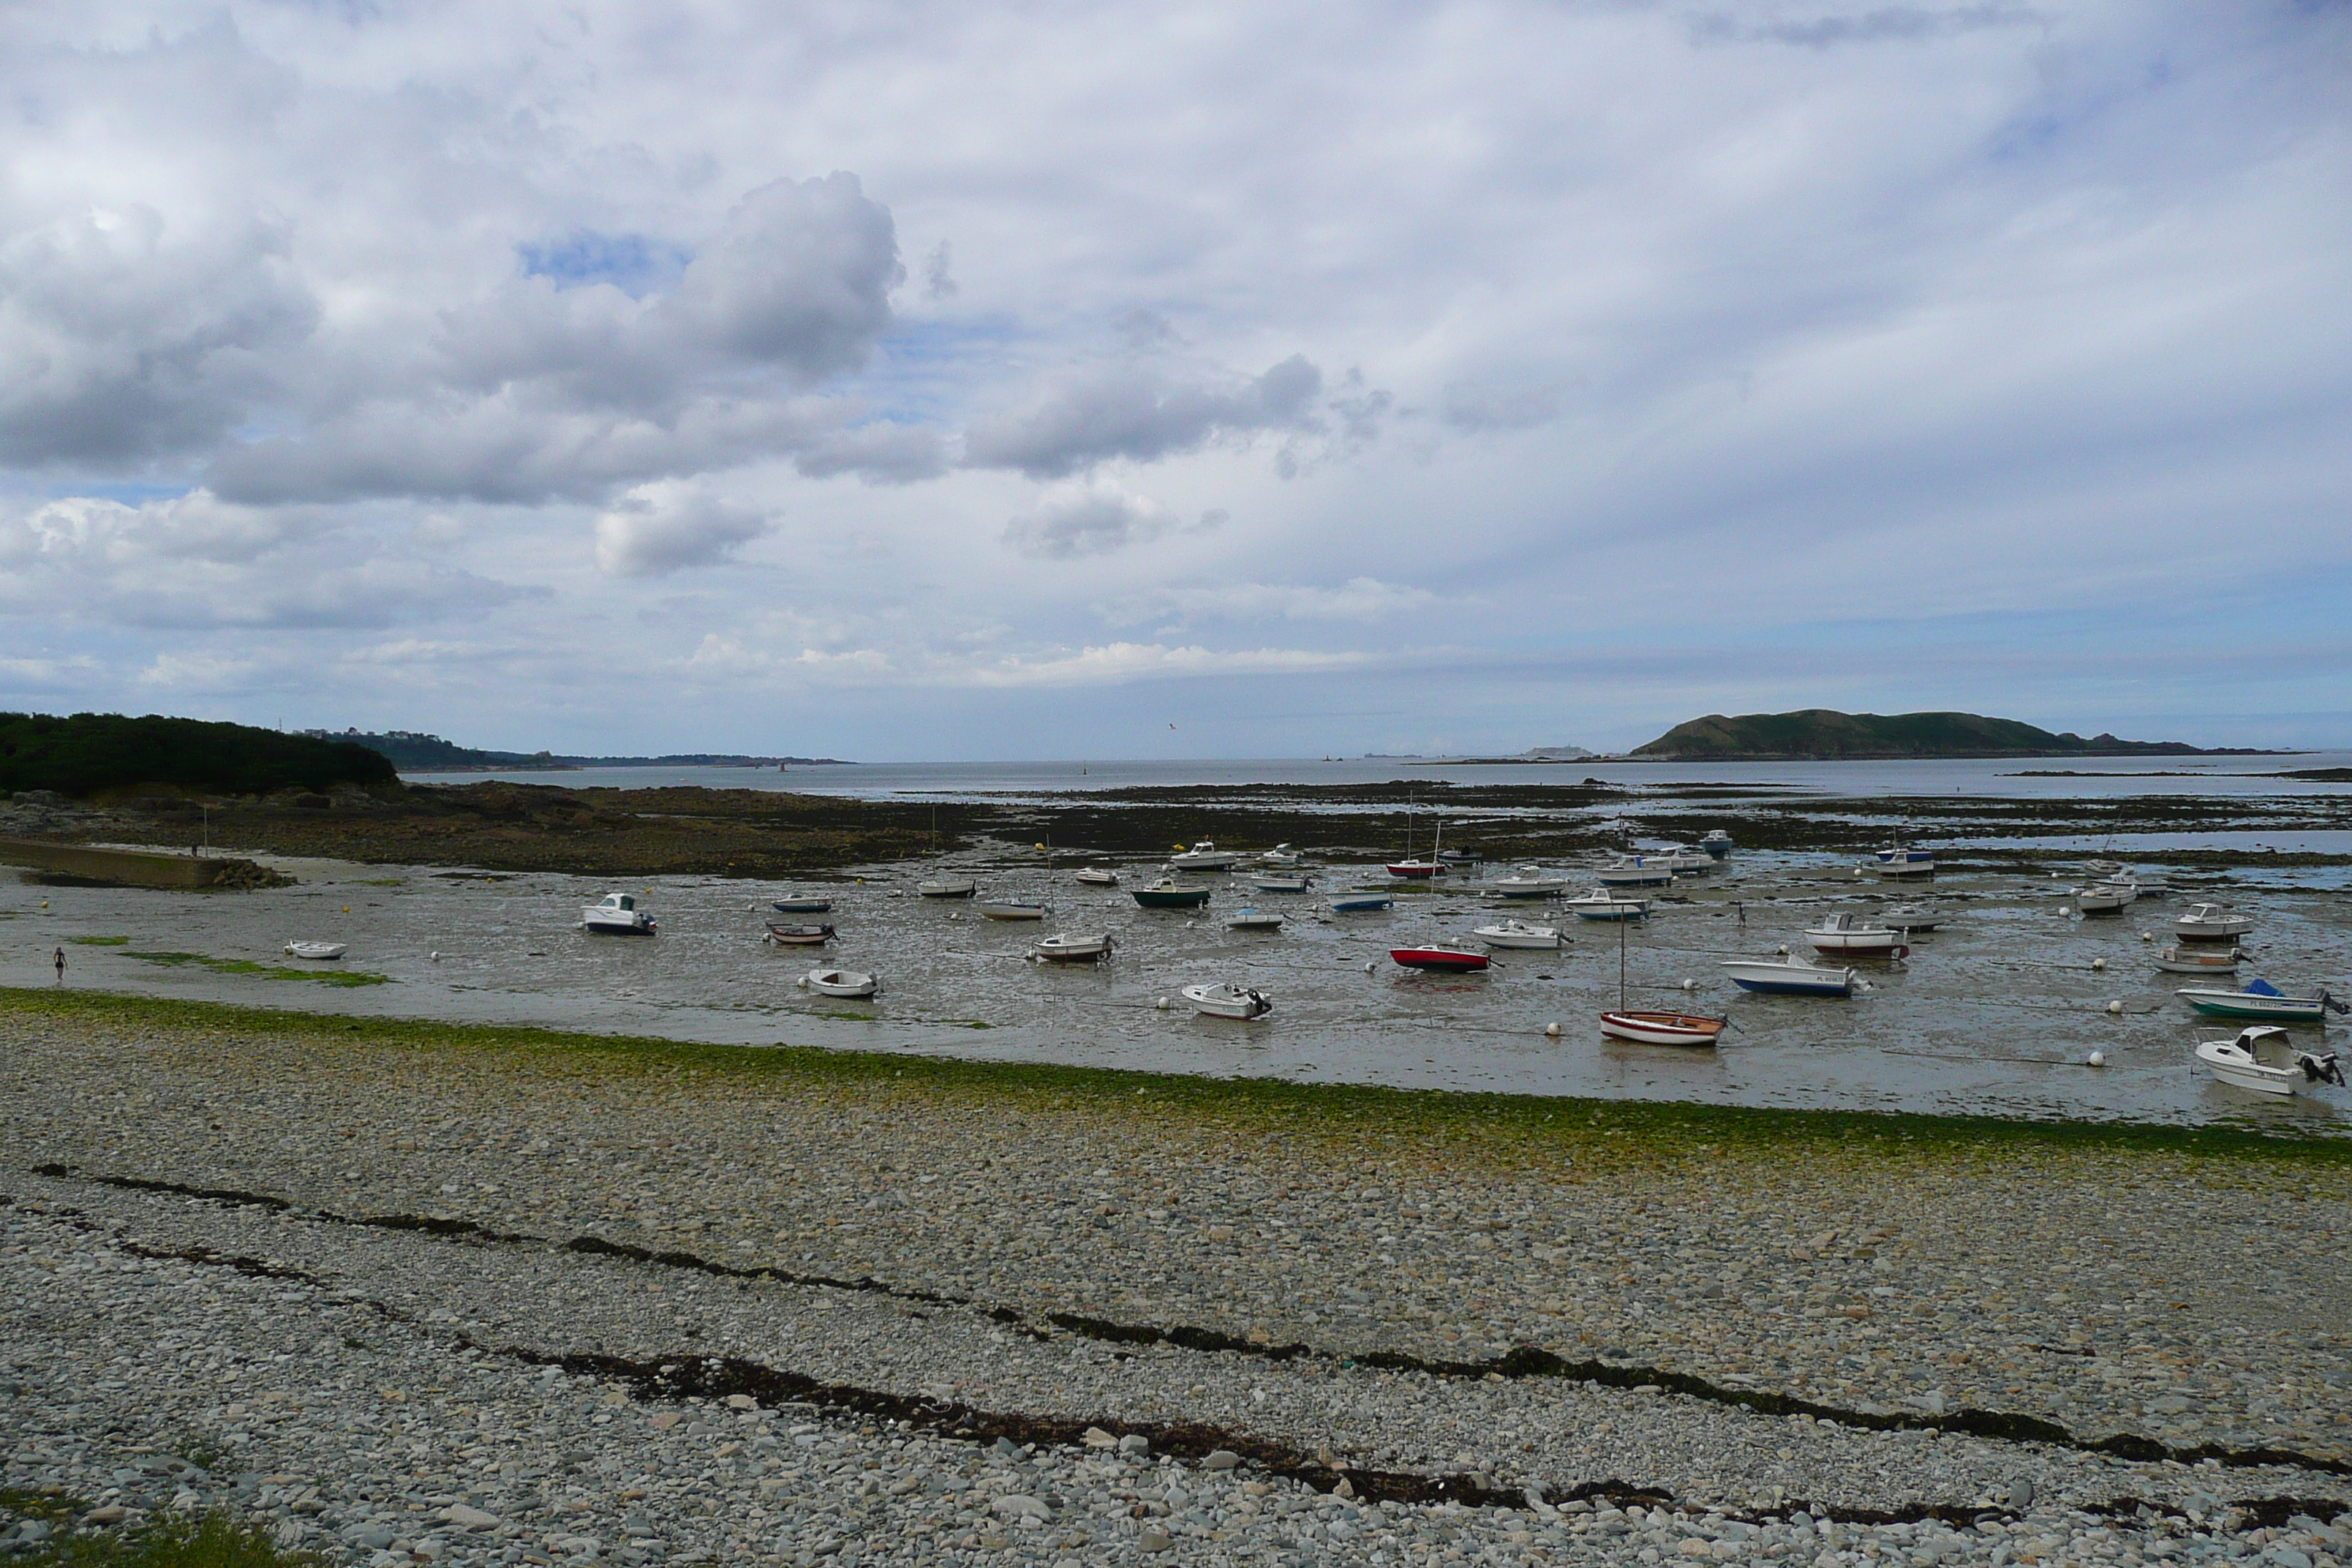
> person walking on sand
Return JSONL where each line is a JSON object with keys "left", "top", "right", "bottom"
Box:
{"left": 53, "top": 946, "right": 66, "bottom": 983}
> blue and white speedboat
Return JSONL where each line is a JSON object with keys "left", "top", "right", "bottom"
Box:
{"left": 1866, "top": 840, "right": 1936, "bottom": 877}
{"left": 1721, "top": 958, "right": 1856, "bottom": 996}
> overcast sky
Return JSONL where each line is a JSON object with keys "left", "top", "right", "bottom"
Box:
{"left": 1, "top": 1, "right": 2345, "bottom": 758}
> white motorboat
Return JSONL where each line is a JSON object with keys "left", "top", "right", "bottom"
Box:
{"left": 1226, "top": 908, "right": 1285, "bottom": 931}
{"left": 1652, "top": 848, "right": 1716, "bottom": 873}
{"left": 1032, "top": 932, "right": 1115, "bottom": 963}
{"left": 2073, "top": 881, "right": 2136, "bottom": 915}
{"left": 1074, "top": 867, "right": 1120, "bottom": 886}
{"left": 1564, "top": 889, "right": 1649, "bottom": 920}
{"left": 2176, "top": 903, "right": 2253, "bottom": 943}
{"left": 1249, "top": 871, "right": 1311, "bottom": 893}
{"left": 1803, "top": 913, "right": 1909, "bottom": 958}
{"left": 978, "top": 899, "right": 1051, "bottom": 921}
{"left": 1490, "top": 865, "right": 1569, "bottom": 900}
{"left": 2155, "top": 943, "right": 2243, "bottom": 976}
{"left": 1474, "top": 918, "right": 1561, "bottom": 950}
{"left": 1866, "top": 840, "right": 1937, "bottom": 878}
{"left": 2195, "top": 1026, "right": 2345, "bottom": 1096}
{"left": 1700, "top": 829, "right": 1733, "bottom": 859}
{"left": 1169, "top": 841, "right": 1242, "bottom": 871}
{"left": 282, "top": 941, "right": 347, "bottom": 961}
{"left": 1721, "top": 958, "right": 1857, "bottom": 996}
{"left": 918, "top": 878, "right": 979, "bottom": 899}
{"left": 771, "top": 893, "right": 834, "bottom": 913}
{"left": 801, "top": 968, "right": 879, "bottom": 999}
{"left": 1132, "top": 875, "right": 1213, "bottom": 909}
{"left": 1594, "top": 854, "right": 1676, "bottom": 888}
{"left": 1182, "top": 980, "right": 1273, "bottom": 1019}
{"left": 582, "top": 892, "right": 657, "bottom": 935}
{"left": 1256, "top": 843, "right": 1304, "bottom": 867}
{"left": 2176, "top": 979, "right": 2345, "bottom": 1024}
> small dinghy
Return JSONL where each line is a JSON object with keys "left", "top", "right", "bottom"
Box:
{"left": 2175, "top": 902, "right": 2253, "bottom": 943}
{"left": 2155, "top": 943, "right": 2242, "bottom": 975}
{"left": 979, "top": 899, "right": 1051, "bottom": 921}
{"left": 1594, "top": 853, "right": 1675, "bottom": 888}
{"left": 1564, "top": 889, "right": 1649, "bottom": 921}
{"left": 282, "top": 941, "right": 347, "bottom": 961}
{"left": 2196, "top": 1026, "right": 2344, "bottom": 1096}
{"left": 1599, "top": 1011, "right": 1726, "bottom": 1047}
{"left": 582, "top": 892, "right": 657, "bottom": 935}
{"left": 1249, "top": 871, "right": 1312, "bottom": 893}
{"left": 1031, "top": 932, "right": 1115, "bottom": 963}
{"left": 1721, "top": 958, "right": 1858, "bottom": 996}
{"left": 1390, "top": 945, "right": 1491, "bottom": 973}
{"left": 918, "top": 878, "right": 978, "bottom": 899}
{"left": 1183, "top": 980, "right": 1273, "bottom": 1019}
{"left": 2176, "top": 978, "right": 2345, "bottom": 1023}
{"left": 1132, "top": 874, "right": 1212, "bottom": 909}
{"left": 1226, "top": 908, "right": 1285, "bottom": 931}
{"left": 764, "top": 922, "right": 836, "bottom": 946}
{"left": 1074, "top": 867, "right": 1120, "bottom": 886}
{"left": 801, "top": 968, "right": 879, "bottom": 999}
{"left": 1490, "top": 865, "right": 1569, "bottom": 899}
{"left": 1329, "top": 892, "right": 1395, "bottom": 913}
{"left": 1804, "top": 913, "right": 1909, "bottom": 958}
{"left": 771, "top": 894, "right": 834, "bottom": 913}
{"left": 1474, "top": 918, "right": 1561, "bottom": 950}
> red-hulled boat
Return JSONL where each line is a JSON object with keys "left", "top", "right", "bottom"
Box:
{"left": 1598, "top": 1010, "right": 1725, "bottom": 1047}
{"left": 1385, "top": 859, "right": 1447, "bottom": 879}
{"left": 1390, "top": 946, "right": 1490, "bottom": 973}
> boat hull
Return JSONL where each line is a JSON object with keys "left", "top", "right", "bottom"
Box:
{"left": 771, "top": 897, "right": 834, "bottom": 913}
{"left": 1391, "top": 948, "right": 1490, "bottom": 973}
{"left": 1032, "top": 934, "right": 1114, "bottom": 962}
{"left": 1133, "top": 887, "right": 1212, "bottom": 909}
{"left": 1805, "top": 934, "right": 1908, "bottom": 958}
{"left": 1492, "top": 881, "right": 1567, "bottom": 899}
{"left": 282, "top": 942, "right": 347, "bottom": 960}
{"left": 1182, "top": 982, "right": 1273, "bottom": 1019}
{"left": 1476, "top": 926, "right": 1561, "bottom": 950}
{"left": 804, "top": 969, "right": 878, "bottom": 999}
{"left": 584, "top": 917, "right": 657, "bottom": 935}
{"left": 1249, "top": 875, "right": 1311, "bottom": 893}
{"left": 917, "top": 881, "right": 977, "bottom": 899}
{"left": 2155, "top": 945, "right": 2242, "bottom": 975}
{"left": 1386, "top": 862, "right": 1447, "bottom": 879}
{"left": 1330, "top": 895, "right": 1395, "bottom": 913}
{"left": 979, "top": 902, "right": 1050, "bottom": 920}
{"left": 2176, "top": 990, "right": 2331, "bottom": 1022}
{"left": 1074, "top": 870, "right": 1120, "bottom": 886}
{"left": 1722, "top": 960, "right": 1855, "bottom": 996}
{"left": 764, "top": 923, "right": 835, "bottom": 945}
{"left": 1599, "top": 1010, "right": 1726, "bottom": 1046}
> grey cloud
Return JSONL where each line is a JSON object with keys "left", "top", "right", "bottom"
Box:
{"left": 963, "top": 355, "right": 1325, "bottom": 480}
{"left": 1686, "top": 5, "right": 2041, "bottom": 48}
{"left": 1441, "top": 382, "right": 1564, "bottom": 433}
{"left": 1002, "top": 483, "right": 1176, "bottom": 559}
{"left": 924, "top": 241, "right": 957, "bottom": 301}
{"left": 0, "top": 203, "right": 317, "bottom": 467}
{"left": 593, "top": 483, "right": 772, "bottom": 576}
{"left": 794, "top": 421, "right": 950, "bottom": 483}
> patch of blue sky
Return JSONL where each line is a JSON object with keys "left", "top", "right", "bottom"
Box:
{"left": 42, "top": 480, "right": 191, "bottom": 505}
{"left": 844, "top": 315, "right": 1026, "bottom": 424}
{"left": 518, "top": 231, "right": 693, "bottom": 298}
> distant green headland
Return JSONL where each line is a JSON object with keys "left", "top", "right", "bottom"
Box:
{"left": 1629, "top": 709, "right": 2271, "bottom": 761}
{"left": 301, "top": 729, "right": 851, "bottom": 771}
{"left": 1, "top": 712, "right": 397, "bottom": 797}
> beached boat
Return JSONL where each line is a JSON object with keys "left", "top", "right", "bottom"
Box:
{"left": 1720, "top": 958, "right": 1857, "bottom": 996}
{"left": 801, "top": 968, "right": 878, "bottom": 999}
{"left": 1183, "top": 980, "right": 1273, "bottom": 1019}
{"left": 2073, "top": 881, "right": 2135, "bottom": 915}
{"left": 1074, "top": 867, "right": 1120, "bottom": 886}
{"left": 917, "top": 878, "right": 978, "bottom": 899}
{"left": 1881, "top": 908, "right": 1942, "bottom": 932}
{"left": 1169, "top": 841, "right": 1242, "bottom": 871}
{"left": 1700, "top": 829, "right": 1733, "bottom": 859}
{"left": 1866, "top": 840, "right": 1937, "bottom": 878}
{"left": 1249, "top": 871, "right": 1312, "bottom": 893}
{"left": 2195, "top": 1027, "right": 2345, "bottom": 1096}
{"left": 1031, "top": 932, "right": 1114, "bottom": 962}
{"left": 2176, "top": 979, "right": 2345, "bottom": 1023}
{"left": 763, "top": 922, "right": 836, "bottom": 946}
{"left": 1226, "top": 908, "right": 1285, "bottom": 931}
{"left": 1490, "top": 865, "right": 1569, "bottom": 900}
{"left": 1390, "top": 945, "right": 1491, "bottom": 973}
{"left": 582, "top": 892, "right": 657, "bottom": 935}
{"left": 1255, "top": 843, "right": 1305, "bottom": 867}
{"left": 770, "top": 893, "right": 834, "bottom": 913}
{"left": 1564, "top": 889, "right": 1649, "bottom": 921}
{"left": 978, "top": 899, "right": 1051, "bottom": 921}
{"left": 2155, "top": 943, "right": 2242, "bottom": 975}
{"left": 1651, "top": 848, "right": 1716, "bottom": 873}
{"left": 282, "top": 941, "right": 347, "bottom": 960}
{"left": 1329, "top": 892, "right": 1395, "bottom": 913}
{"left": 1594, "top": 854, "right": 1675, "bottom": 888}
{"left": 1803, "top": 913, "right": 1909, "bottom": 958}
{"left": 1131, "top": 874, "right": 1213, "bottom": 910}
{"left": 1599, "top": 1011, "right": 1727, "bottom": 1046}
{"left": 2176, "top": 903, "right": 2253, "bottom": 943}
{"left": 1474, "top": 918, "right": 1561, "bottom": 950}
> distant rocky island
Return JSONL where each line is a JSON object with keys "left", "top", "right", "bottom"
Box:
{"left": 303, "top": 729, "right": 851, "bottom": 772}
{"left": 1629, "top": 709, "right": 2270, "bottom": 761}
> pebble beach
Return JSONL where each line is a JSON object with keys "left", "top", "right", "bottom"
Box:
{"left": 4, "top": 992, "right": 2349, "bottom": 1567}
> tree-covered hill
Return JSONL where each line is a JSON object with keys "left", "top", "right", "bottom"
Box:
{"left": 0, "top": 712, "right": 399, "bottom": 797}
{"left": 1631, "top": 709, "right": 2204, "bottom": 760}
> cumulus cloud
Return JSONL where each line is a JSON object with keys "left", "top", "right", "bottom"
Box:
{"left": 1001, "top": 481, "right": 1181, "bottom": 559}
{"left": 964, "top": 355, "right": 1325, "bottom": 480}
{"left": 593, "top": 483, "right": 773, "bottom": 576}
